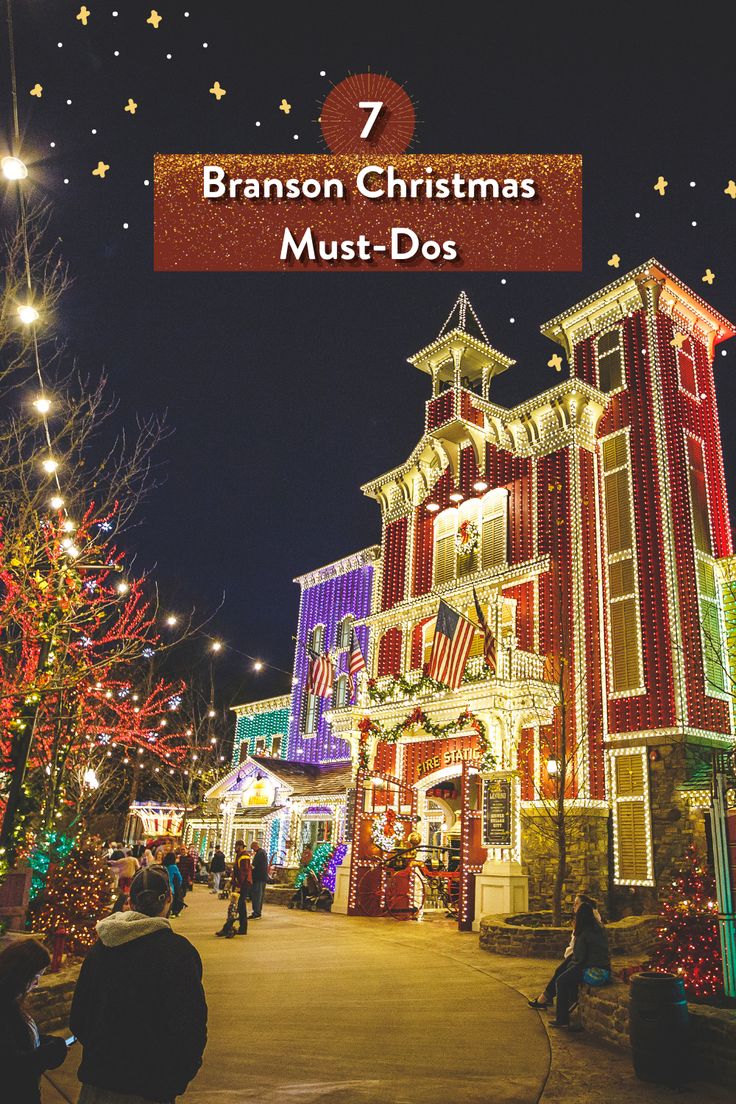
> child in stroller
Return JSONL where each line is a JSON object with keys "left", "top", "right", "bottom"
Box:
{"left": 288, "top": 869, "right": 333, "bottom": 912}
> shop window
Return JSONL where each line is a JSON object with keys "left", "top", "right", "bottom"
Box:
{"left": 271, "top": 735, "right": 282, "bottom": 757}
{"left": 676, "top": 337, "right": 698, "bottom": 397}
{"left": 611, "top": 751, "right": 653, "bottom": 885}
{"left": 255, "top": 739, "right": 266, "bottom": 755}
{"left": 601, "top": 431, "right": 642, "bottom": 693}
{"left": 596, "top": 328, "right": 625, "bottom": 393}
{"left": 336, "top": 615, "right": 353, "bottom": 651}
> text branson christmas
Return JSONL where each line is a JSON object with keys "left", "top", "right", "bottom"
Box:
{"left": 202, "top": 164, "right": 536, "bottom": 263}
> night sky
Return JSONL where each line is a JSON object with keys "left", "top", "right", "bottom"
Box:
{"left": 3, "top": 3, "right": 736, "bottom": 709}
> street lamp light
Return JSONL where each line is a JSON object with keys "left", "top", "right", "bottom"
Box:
{"left": 547, "top": 757, "right": 559, "bottom": 777}
{"left": 2, "top": 155, "right": 28, "bottom": 180}
{"left": 18, "top": 304, "right": 39, "bottom": 325}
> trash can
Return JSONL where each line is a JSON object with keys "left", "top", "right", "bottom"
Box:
{"left": 629, "top": 971, "right": 689, "bottom": 1086}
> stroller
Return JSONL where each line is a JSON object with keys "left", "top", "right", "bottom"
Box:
{"left": 288, "top": 870, "right": 333, "bottom": 912}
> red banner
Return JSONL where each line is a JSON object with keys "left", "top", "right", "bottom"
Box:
{"left": 154, "top": 153, "right": 581, "bottom": 272}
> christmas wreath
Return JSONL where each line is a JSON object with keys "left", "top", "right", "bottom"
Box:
{"left": 358, "top": 708, "right": 496, "bottom": 773}
{"left": 455, "top": 519, "right": 479, "bottom": 556}
{"left": 371, "top": 809, "right": 407, "bottom": 852}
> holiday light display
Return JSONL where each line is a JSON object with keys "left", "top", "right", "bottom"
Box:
{"left": 650, "top": 846, "right": 723, "bottom": 1000}
{"left": 293, "top": 839, "right": 333, "bottom": 889}
{"left": 33, "top": 839, "right": 115, "bottom": 954}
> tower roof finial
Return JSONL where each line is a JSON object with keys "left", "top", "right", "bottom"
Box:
{"left": 438, "top": 291, "right": 490, "bottom": 345}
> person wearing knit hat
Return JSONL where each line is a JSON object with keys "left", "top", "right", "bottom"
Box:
{"left": 70, "top": 864, "right": 207, "bottom": 1103}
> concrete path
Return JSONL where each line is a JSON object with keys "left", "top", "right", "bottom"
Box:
{"left": 45, "top": 886, "right": 549, "bottom": 1104}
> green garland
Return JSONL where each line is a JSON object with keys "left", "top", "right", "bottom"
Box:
{"left": 358, "top": 707, "right": 496, "bottom": 773}
{"left": 367, "top": 664, "right": 492, "bottom": 706}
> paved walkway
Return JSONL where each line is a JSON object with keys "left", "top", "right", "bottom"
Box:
{"left": 45, "top": 886, "right": 548, "bottom": 1103}
{"left": 44, "top": 887, "right": 733, "bottom": 1104}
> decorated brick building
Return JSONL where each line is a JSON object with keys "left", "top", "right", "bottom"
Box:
{"left": 187, "top": 261, "right": 735, "bottom": 928}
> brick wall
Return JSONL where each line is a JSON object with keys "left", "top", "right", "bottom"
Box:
{"left": 28, "top": 962, "right": 80, "bottom": 1032}
{"left": 520, "top": 805, "right": 610, "bottom": 913}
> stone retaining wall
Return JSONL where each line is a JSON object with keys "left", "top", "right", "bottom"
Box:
{"left": 579, "top": 978, "right": 736, "bottom": 1089}
{"left": 28, "top": 962, "right": 80, "bottom": 1033}
{"left": 479, "top": 913, "right": 659, "bottom": 958}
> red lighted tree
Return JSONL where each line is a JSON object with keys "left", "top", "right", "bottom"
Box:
{"left": 33, "top": 839, "right": 115, "bottom": 955}
{"left": 650, "top": 845, "right": 723, "bottom": 1000}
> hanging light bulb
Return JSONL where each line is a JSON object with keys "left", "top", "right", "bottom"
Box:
{"left": 208, "top": 709, "right": 216, "bottom": 718}
{"left": 425, "top": 502, "right": 440, "bottom": 513}
{"left": 210, "top": 640, "right": 222, "bottom": 652}
{"left": 18, "top": 304, "right": 40, "bottom": 325}
{"left": 49, "top": 495, "right": 64, "bottom": 510}
{"left": 42, "top": 457, "right": 58, "bottom": 474}
{"left": 116, "top": 581, "right": 129, "bottom": 595}
{"left": 252, "top": 660, "right": 264, "bottom": 672}
{"left": 2, "top": 155, "right": 28, "bottom": 180}
{"left": 166, "top": 614, "right": 177, "bottom": 626}
{"left": 33, "top": 396, "right": 52, "bottom": 415}
{"left": 82, "top": 768, "right": 99, "bottom": 789}
{"left": 547, "top": 757, "right": 559, "bottom": 777}
{"left": 62, "top": 519, "right": 75, "bottom": 532}
{"left": 449, "top": 491, "right": 464, "bottom": 503}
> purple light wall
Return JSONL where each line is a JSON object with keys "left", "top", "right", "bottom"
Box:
{"left": 288, "top": 559, "right": 374, "bottom": 763}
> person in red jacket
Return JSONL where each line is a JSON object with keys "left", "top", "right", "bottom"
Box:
{"left": 215, "top": 840, "right": 251, "bottom": 938}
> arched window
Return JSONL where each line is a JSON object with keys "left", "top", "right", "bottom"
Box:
{"left": 309, "top": 624, "right": 326, "bottom": 654}
{"left": 334, "top": 672, "right": 350, "bottom": 707}
{"left": 481, "top": 489, "right": 508, "bottom": 570}
{"left": 433, "top": 508, "right": 456, "bottom": 586}
{"left": 335, "top": 615, "right": 354, "bottom": 651}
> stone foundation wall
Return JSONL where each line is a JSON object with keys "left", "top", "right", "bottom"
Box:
{"left": 479, "top": 912, "right": 659, "bottom": 958}
{"left": 520, "top": 805, "right": 610, "bottom": 914}
{"left": 579, "top": 978, "right": 736, "bottom": 1089}
{"left": 28, "top": 962, "right": 80, "bottom": 1032}
{"left": 609, "top": 741, "right": 708, "bottom": 916}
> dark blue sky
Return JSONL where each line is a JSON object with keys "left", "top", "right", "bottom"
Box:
{"left": 3, "top": 2, "right": 735, "bottom": 707}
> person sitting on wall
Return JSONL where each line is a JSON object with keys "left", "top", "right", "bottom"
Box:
{"left": 528, "top": 893, "right": 602, "bottom": 1011}
{"left": 548, "top": 901, "right": 611, "bottom": 1029}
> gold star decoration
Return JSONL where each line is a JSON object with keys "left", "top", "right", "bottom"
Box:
{"left": 279, "top": 98, "right": 291, "bottom": 114}
{"left": 92, "top": 161, "right": 110, "bottom": 178}
{"left": 30, "top": 83, "right": 43, "bottom": 98}
{"left": 653, "top": 176, "right": 668, "bottom": 196}
{"left": 147, "top": 9, "right": 162, "bottom": 29}
{"left": 671, "top": 332, "right": 687, "bottom": 349}
{"left": 724, "top": 180, "right": 736, "bottom": 200}
{"left": 702, "top": 269, "right": 715, "bottom": 285}
{"left": 547, "top": 354, "right": 563, "bottom": 372}
{"left": 76, "top": 5, "right": 90, "bottom": 26}
{"left": 124, "top": 98, "right": 138, "bottom": 114}
{"left": 607, "top": 254, "right": 621, "bottom": 268}
{"left": 209, "top": 82, "right": 226, "bottom": 100}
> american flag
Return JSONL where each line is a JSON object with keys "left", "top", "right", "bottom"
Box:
{"left": 307, "top": 653, "right": 334, "bottom": 698}
{"left": 427, "top": 600, "right": 477, "bottom": 689}
{"left": 473, "top": 587, "right": 497, "bottom": 674}
{"left": 348, "top": 631, "right": 367, "bottom": 679}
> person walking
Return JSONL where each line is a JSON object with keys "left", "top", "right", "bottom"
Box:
{"left": 162, "top": 852, "right": 184, "bottom": 917}
{"left": 70, "top": 864, "right": 207, "bottom": 1103}
{"left": 178, "top": 849, "right": 195, "bottom": 898}
{"left": 210, "top": 845, "right": 226, "bottom": 895}
{"left": 249, "top": 840, "right": 269, "bottom": 919}
{"left": 0, "top": 939, "right": 69, "bottom": 1104}
{"left": 215, "top": 840, "right": 251, "bottom": 937}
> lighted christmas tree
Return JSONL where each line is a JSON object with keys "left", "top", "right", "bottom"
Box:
{"left": 33, "top": 839, "right": 115, "bottom": 955}
{"left": 650, "top": 845, "right": 723, "bottom": 1000}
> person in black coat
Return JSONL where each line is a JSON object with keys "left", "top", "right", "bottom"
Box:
{"left": 0, "top": 938, "right": 68, "bottom": 1104}
{"left": 249, "top": 841, "right": 269, "bottom": 919}
{"left": 209, "top": 846, "right": 226, "bottom": 895}
{"left": 70, "top": 864, "right": 207, "bottom": 1103}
